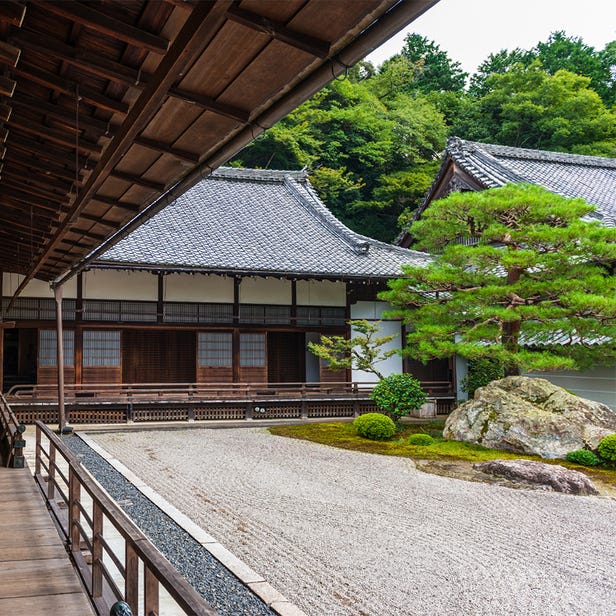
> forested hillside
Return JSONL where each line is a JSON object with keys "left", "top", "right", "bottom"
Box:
{"left": 232, "top": 32, "right": 616, "bottom": 242}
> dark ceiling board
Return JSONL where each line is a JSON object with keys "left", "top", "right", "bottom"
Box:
{"left": 134, "top": 136, "right": 200, "bottom": 163}
{"left": 33, "top": 0, "right": 170, "bottom": 55}
{"left": 0, "top": 1, "right": 27, "bottom": 28}
{"left": 168, "top": 87, "right": 249, "bottom": 123}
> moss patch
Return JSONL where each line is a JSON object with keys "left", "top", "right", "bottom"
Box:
{"left": 268, "top": 421, "right": 616, "bottom": 491}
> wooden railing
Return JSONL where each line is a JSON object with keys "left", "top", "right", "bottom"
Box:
{"left": 34, "top": 421, "right": 217, "bottom": 616}
{"left": 8, "top": 380, "right": 454, "bottom": 401}
{"left": 0, "top": 392, "right": 25, "bottom": 467}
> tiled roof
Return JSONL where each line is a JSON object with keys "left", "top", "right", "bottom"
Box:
{"left": 446, "top": 138, "right": 616, "bottom": 226}
{"left": 95, "top": 168, "right": 430, "bottom": 279}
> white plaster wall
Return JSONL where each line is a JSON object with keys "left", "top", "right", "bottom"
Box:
{"left": 350, "top": 300, "right": 402, "bottom": 383}
{"left": 2, "top": 272, "right": 77, "bottom": 298}
{"left": 296, "top": 280, "right": 346, "bottom": 306}
{"left": 239, "top": 277, "right": 291, "bottom": 305}
{"left": 83, "top": 270, "right": 157, "bottom": 300}
{"left": 524, "top": 366, "right": 616, "bottom": 409}
{"left": 164, "top": 273, "right": 233, "bottom": 302}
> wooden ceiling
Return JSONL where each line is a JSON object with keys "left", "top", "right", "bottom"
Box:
{"left": 0, "top": 0, "right": 437, "bottom": 292}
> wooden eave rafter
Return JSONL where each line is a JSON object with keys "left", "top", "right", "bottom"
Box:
{"left": 0, "top": 0, "right": 440, "bottom": 299}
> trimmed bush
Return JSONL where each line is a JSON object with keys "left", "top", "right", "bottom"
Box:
{"left": 407, "top": 433, "right": 435, "bottom": 446}
{"left": 353, "top": 413, "right": 396, "bottom": 441}
{"left": 370, "top": 374, "right": 427, "bottom": 421}
{"left": 565, "top": 449, "right": 600, "bottom": 467}
{"left": 597, "top": 434, "right": 616, "bottom": 465}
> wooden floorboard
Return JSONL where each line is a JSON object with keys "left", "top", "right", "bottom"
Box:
{"left": 0, "top": 467, "right": 94, "bottom": 614}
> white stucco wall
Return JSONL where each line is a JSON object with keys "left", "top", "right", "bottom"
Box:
{"left": 82, "top": 270, "right": 157, "bottom": 300}
{"left": 349, "top": 300, "right": 403, "bottom": 383}
{"left": 524, "top": 366, "right": 616, "bottom": 409}
{"left": 164, "top": 273, "right": 233, "bottom": 302}
{"left": 2, "top": 272, "right": 77, "bottom": 298}
{"left": 296, "top": 280, "right": 346, "bottom": 306}
{"left": 239, "top": 277, "right": 291, "bottom": 305}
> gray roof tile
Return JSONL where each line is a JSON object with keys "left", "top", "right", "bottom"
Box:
{"left": 447, "top": 138, "right": 616, "bottom": 226}
{"left": 96, "top": 168, "right": 429, "bottom": 279}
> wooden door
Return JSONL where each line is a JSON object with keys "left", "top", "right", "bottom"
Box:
{"left": 267, "top": 332, "right": 305, "bottom": 383}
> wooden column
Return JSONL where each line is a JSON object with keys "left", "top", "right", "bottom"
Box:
{"left": 157, "top": 272, "right": 164, "bottom": 324}
{"left": 54, "top": 284, "right": 67, "bottom": 431}
{"left": 0, "top": 270, "right": 3, "bottom": 392}
{"left": 232, "top": 277, "right": 240, "bottom": 382}
{"left": 75, "top": 274, "right": 83, "bottom": 384}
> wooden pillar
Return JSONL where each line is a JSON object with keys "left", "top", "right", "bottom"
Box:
{"left": 232, "top": 277, "right": 241, "bottom": 383}
{"left": 54, "top": 284, "right": 67, "bottom": 431}
{"left": 157, "top": 272, "right": 164, "bottom": 324}
{"left": 75, "top": 274, "right": 83, "bottom": 385}
{"left": 291, "top": 279, "right": 297, "bottom": 327}
{"left": 0, "top": 270, "right": 3, "bottom": 392}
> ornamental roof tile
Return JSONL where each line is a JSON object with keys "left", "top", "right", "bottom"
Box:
{"left": 95, "top": 167, "right": 429, "bottom": 279}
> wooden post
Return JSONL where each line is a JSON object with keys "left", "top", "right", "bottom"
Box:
{"left": 0, "top": 269, "right": 3, "bottom": 392}
{"left": 69, "top": 467, "right": 81, "bottom": 552}
{"left": 144, "top": 566, "right": 159, "bottom": 616}
{"left": 75, "top": 274, "right": 83, "bottom": 385}
{"left": 125, "top": 543, "right": 139, "bottom": 611}
{"left": 92, "top": 501, "right": 103, "bottom": 600}
{"left": 54, "top": 284, "right": 67, "bottom": 431}
{"left": 48, "top": 443, "right": 56, "bottom": 500}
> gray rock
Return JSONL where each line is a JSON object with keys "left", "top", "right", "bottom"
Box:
{"left": 474, "top": 459, "right": 599, "bottom": 495}
{"left": 444, "top": 376, "right": 616, "bottom": 458}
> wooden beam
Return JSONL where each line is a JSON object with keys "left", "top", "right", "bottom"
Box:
{"left": 0, "top": 175, "right": 69, "bottom": 208}
{"left": 0, "top": 40, "right": 21, "bottom": 67}
{"left": 12, "top": 63, "right": 129, "bottom": 115}
{"left": 135, "top": 136, "right": 200, "bottom": 163}
{"left": 0, "top": 1, "right": 26, "bottom": 27}
{"left": 36, "top": 0, "right": 170, "bottom": 55}
{"left": 7, "top": 115, "right": 102, "bottom": 155}
{"left": 226, "top": 5, "right": 330, "bottom": 58}
{"left": 12, "top": 92, "right": 112, "bottom": 134}
{"left": 70, "top": 228, "right": 107, "bottom": 242}
{"left": 0, "top": 184, "right": 65, "bottom": 213}
{"left": 91, "top": 194, "right": 140, "bottom": 213}
{"left": 11, "top": 29, "right": 152, "bottom": 88}
{"left": 0, "top": 127, "right": 8, "bottom": 142}
{"left": 109, "top": 170, "right": 166, "bottom": 191}
{"left": 168, "top": 88, "right": 249, "bottom": 123}
{"left": 79, "top": 213, "right": 118, "bottom": 229}
{"left": 0, "top": 77, "right": 16, "bottom": 97}
{"left": 0, "top": 103, "right": 12, "bottom": 122}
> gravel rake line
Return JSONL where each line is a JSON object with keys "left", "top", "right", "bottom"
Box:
{"left": 63, "top": 435, "right": 275, "bottom": 616}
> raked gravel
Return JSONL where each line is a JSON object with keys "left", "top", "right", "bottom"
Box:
{"left": 90, "top": 427, "right": 616, "bottom": 616}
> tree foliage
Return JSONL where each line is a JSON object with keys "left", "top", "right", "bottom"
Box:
{"left": 381, "top": 184, "right": 616, "bottom": 376}
{"left": 307, "top": 320, "right": 396, "bottom": 380}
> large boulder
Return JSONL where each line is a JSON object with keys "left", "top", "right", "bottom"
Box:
{"left": 474, "top": 459, "right": 598, "bottom": 495}
{"left": 444, "top": 376, "right": 616, "bottom": 458}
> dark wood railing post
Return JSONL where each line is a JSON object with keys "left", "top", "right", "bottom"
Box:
{"left": 144, "top": 566, "right": 159, "bottom": 616}
{"left": 48, "top": 442, "right": 56, "bottom": 501}
{"left": 69, "top": 467, "right": 81, "bottom": 552}
{"left": 92, "top": 500, "right": 104, "bottom": 600}
{"left": 125, "top": 543, "right": 139, "bottom": 611}
{"left": 35, "top": 423, "right": 41, "bottom": 476}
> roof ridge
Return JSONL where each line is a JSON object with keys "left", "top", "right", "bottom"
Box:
{"left": 454, "top": 138, "right": 616, "bottom": 169}
{"left": 212, "top": 166, "right": 308, "bottom": 182}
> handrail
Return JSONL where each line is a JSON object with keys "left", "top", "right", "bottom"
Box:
{"left": 34, "top": 421, "right": 217, "bottom": 616}
{"left": 0, "top": 392, "right": 26, "bottom": 467}
{"left": 8, "top": 380, "right": 454, "bottom": 401}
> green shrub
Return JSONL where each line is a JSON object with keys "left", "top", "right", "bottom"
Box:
{"left": 597, "top": 434, "right": 616, "bottom": 465}
{"left": 407, "top": 433, "right": 435, "bottom": 446}
{"left": 353, "top": 413, "right": 396, "bottom": 441}
{"left": 370, "top": 374, "right": 427, "bottom": 421}
{"left": 461, "top": 358, "right": 504, "bottom": 397}
{"left": 565, "top": 449, "right": 600, "bottom": 467}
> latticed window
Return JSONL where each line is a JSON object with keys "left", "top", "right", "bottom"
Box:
{"left": 39, "top": 330, "right": 75, "bottom": 367}
{"left": 2, "top": 297, "right": 76, "bottom": 321}
{"left": 83, "top": 330, "right": 121, "bottom": 367}
{"left": 240, "top": 304, "right": 290, "bottom": 324}
{"left": 240, "top": 333, "right": 266, "bottom": 367}
{"left": 197, "top": 332, "right": 232, "bottom": 367}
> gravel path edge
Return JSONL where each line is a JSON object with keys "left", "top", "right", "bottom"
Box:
{"left": 78, "top": 431, "right": 307, "bottom": 616}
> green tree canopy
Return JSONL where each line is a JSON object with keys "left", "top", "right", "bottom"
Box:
{"left": 381, "top": 184, "right": 616, "bottom": 376}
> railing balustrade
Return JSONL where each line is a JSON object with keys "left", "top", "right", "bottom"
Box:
{"left": 0, "top": 392, "right": 26, "bottom": 467}
{"left": 34, "top": 420, "right": 218, "bottom": 616}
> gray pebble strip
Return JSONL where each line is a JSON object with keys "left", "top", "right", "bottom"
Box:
{"left": 64, "top": 434, "right": 275, "bottom": 616}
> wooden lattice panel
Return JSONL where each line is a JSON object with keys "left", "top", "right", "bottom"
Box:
{"left": 358, "top": 402, "right": 379, "bottom": 415}
{"left": 193, "top": 406, "right": 245, "bottom": 421}
{"left": 306, "top": 402, "right": 354, "bottom": 418}
{"left": 133, "top": 407, "right": 188, "bottom": 422}
{"left": 252, "top": 405, "right": 301, "bottom": 420}
{"left": 14, "top": 407, "right": 59, "bottom": 425}
{"left": 68, "top": 407, "right": 126, "bottom": 424}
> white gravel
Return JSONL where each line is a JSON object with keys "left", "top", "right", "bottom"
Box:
{"left": 91, "top": 427, "right": 616, "bottom": 616}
